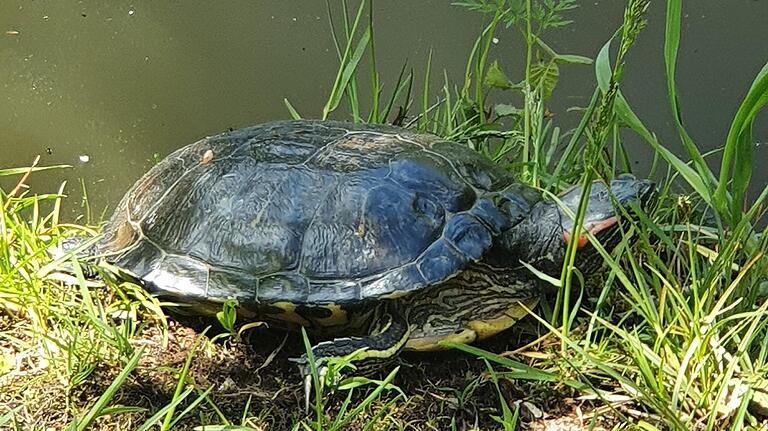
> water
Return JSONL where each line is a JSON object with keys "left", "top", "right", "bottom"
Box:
{"left": 1, "top": 1, "right": 766, "bottom": 221}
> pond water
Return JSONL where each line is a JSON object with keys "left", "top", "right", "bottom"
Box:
{"left": 1, "top": 1, "right": 766, "bottom": 221}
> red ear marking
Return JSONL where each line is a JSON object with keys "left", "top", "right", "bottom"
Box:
{"left": 587, "top": 216, "right": 618, "bottom": 235}
{"left": 562, "top": 216, "right": 618, "bottom": 249}
{"left": 562, "top": 230, "right": 589, "bottom": 249}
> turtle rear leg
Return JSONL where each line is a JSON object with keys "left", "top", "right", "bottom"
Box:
{"left": 402, "top": 271, "right": 540, "bottom": 352}
{"left": 404, "top": 297, "right": 536, "bottom": 351}
{"left": 290, "top": 312, "right": 410, "bottom": 411}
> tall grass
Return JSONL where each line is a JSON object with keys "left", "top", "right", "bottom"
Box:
{"left": 298, "top": 0, "right": 768, "bottom": 428}
{"left": 2, "top": 0, "right": 767, "bottom": 429}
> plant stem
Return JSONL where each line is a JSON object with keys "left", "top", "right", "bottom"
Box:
{"left": 523, "top": 0, "right": 533, "bottom": 182}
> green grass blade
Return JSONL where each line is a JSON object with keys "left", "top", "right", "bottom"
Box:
{"left": 168, "top": 386, "right": 215, "bottom": 429}
{"left": 322, "top": 0, "right": 370, "bottom": 120}
{"left": 554, "top": 54, "right": 593, "bottom": 64}
{"left": 328, "top": 366, "right": 400, "bottom": 431}
{"left": 0, "top": 405, "right": 22, "bottom": 428}
{"left": 68, "top": 347, "right": 144, "bottom": 431}
{"left": 360, "top": 394, "right": 403, "bottom": 431}
{"left": 194, "top": 426, "right": 262, "bottom": 431}
{"left": 664, "top": 0, "right": 717, "bottom": 192}
{"left": 551, "top": 87, "right": 600, "bottom": 185}
{"left": 595, "top": 38, "right": 711, "bottom": 203}
{"left": 419, "top": 48, "right": 433, "bottom": 129}
{"left": 299, "top": 328, "right": 323, "bottom": 429}
{"left": 136, "top": 387, "right": 195, "bottom": 431}
{"left": 443, "top": 342, "right": 591, "bottom": 389}
{"left": 0, "top": 164, "right": 71, "bottom": 177}
{"left": 379, "top": 61, "right": 411, "bottom": 123}
{"left": 325, "top": 0, "right": 343, "bottom": 59}
{"left": 717, "top": 61, "right": 768, "bottom": 223}
{"left": 162, "top": 329, "right": 208, "bottom": 430}
{"left": 98, "top": 406, "right": 148, "bottom": 416}
{"left": 484, "top": 360, "right": 518, "bottom": 431}
{"left": 366, "top": 0, "right": 380, "bottom": 123}
{"left": 284, "top": 98, "right": 302, "bottom": 120}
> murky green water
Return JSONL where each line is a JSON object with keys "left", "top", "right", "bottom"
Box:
{"left": 1, "top": 1, "right": 766, "bottom": 220}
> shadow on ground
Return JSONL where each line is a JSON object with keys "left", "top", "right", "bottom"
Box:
{"left": 67, "top": 313, "right": 603, "bottom": 430}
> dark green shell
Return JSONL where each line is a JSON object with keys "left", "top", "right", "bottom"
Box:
{"left": 97, "top": 120, "right": 539, "bottom": 308}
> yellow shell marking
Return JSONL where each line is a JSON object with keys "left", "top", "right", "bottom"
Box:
{"left": 269, "top": 301, "right": 309, "bottom": 326}
{"left": 314, "top": 303, "right": 349, "bottom": 327}
{"left": 380, "top": 289, "right": 411, "bottom": 300}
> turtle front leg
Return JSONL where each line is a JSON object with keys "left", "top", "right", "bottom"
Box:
{"left": 290, "top": 312, "right": 410, "bottom": 411}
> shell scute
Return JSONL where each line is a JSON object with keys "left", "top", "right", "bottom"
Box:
{"left": 388, "top": 158, "right": 476, "bottom": 213}
{"left": 298, "top": 177, "right": 445, "bottom": 279}
{"left": 466, "top": 198, "right": 511, "bottom": 235}
{"left": 258, "top": 273, "right": 310, "bottom": 302}
{"left": 416, "top": 241, "right": 468, "bottom": 282}
{"left": 443, "top": 213, "right": 493, "bottom": 261}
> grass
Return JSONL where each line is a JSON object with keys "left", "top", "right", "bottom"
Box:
{"left": 2, "top": 0, "right": 768, "bottom": 429}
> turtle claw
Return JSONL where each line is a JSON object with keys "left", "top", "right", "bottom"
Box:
{"left": 303, "top": 372, "right": 312, "bottom": 413}
{"left": 290, "top": 355, "right": 329, "bottom": 413}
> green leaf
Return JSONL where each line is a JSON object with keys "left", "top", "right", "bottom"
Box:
{"left": 494, "top": 104, "right": 522, "bottom": 117}
{"left": 716, "top": 60, "right": 768, "bottom": 224}
{"left": 483, "top": 59, "right": 513, "bottom": 90}
{"left": 554, "top": 54, "right": 593, "bottom": 64}
{"left": 663, "top": 0, "right": 718, "bottom": 213}
{"left": 530, "top": 61, "right": 559, "bottom": 99}
{"left": 237, "top": 321, "right": 266, "bottom": 338}
{"left": 595, "top": 40, "right": 613, "bottom": 94}
{"left": 521, "top": 260, "right": 561, "bottom": 287}
{"left": 216, "top": 299, "right": 238, "bottom": 333}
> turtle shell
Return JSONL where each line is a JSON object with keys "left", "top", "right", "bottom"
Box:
{"left": 97, "top": 120, "right": 539, "bottom": 309}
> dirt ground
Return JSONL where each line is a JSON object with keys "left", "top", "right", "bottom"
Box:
{"left": 94, "top": 315, "right": 607, "bottom": 430}
{"left": 1, "top": 309, "right": 612, "bottom": 430}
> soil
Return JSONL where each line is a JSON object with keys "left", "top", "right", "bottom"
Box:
{"left": 81, "top": 314, "right": 609, "bottom": 430}
{"left": 0, "top": 308, "right": 613, "bottom": 430}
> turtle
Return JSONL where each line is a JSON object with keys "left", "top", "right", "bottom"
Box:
{"left": 70, "top": 119, "right": 653, "bottom": 402}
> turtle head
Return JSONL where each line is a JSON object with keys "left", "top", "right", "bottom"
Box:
{"left": 499, "top": 174, "right": 655, "bottom": 278}
{"left": 557, "top": 174, "right": 655, "bottom": 252}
